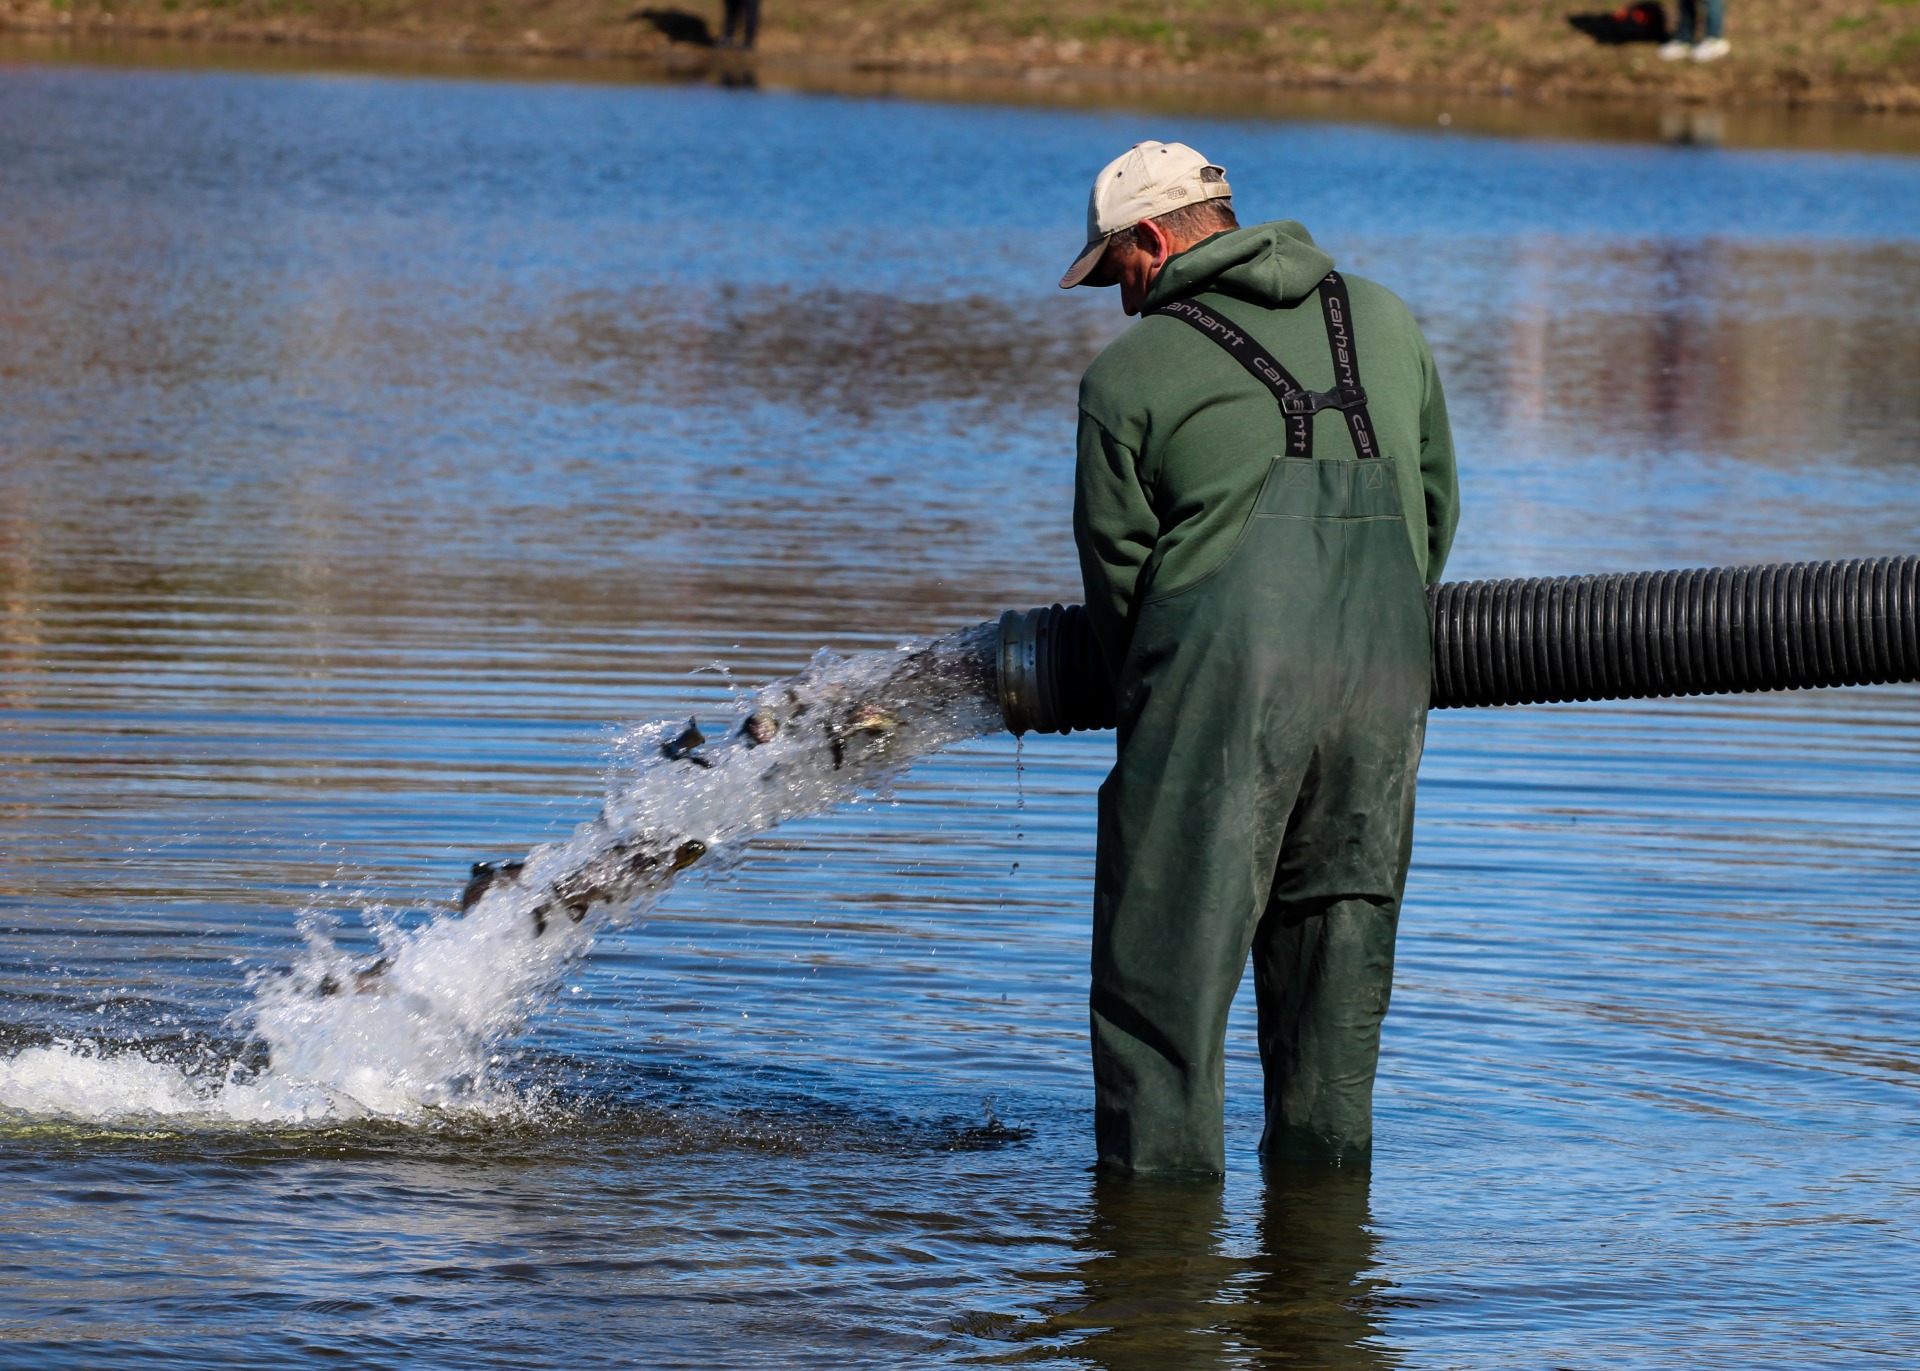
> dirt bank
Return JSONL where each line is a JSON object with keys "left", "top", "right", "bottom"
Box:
{"left": 4, "top": 0, "right": 1918, "bottom": 111}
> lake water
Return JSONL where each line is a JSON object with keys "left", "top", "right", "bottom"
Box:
{"left": 2, "top": 51, "right": 1919, "bottom": 1370}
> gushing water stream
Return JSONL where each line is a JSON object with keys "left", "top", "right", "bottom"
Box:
{"left": 0, "top": 626, "right": 1001, "bottom": 1128}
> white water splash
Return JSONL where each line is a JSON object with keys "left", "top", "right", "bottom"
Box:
{"left": 0, "top": 627, "right": 1001, "bottom": 1130}
{"left": 0, "top": 1040, "right": 339, "bottom": 1127}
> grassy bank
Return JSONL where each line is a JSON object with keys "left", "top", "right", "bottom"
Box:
{"left": 4, "top": 0, "right": 1918, "bottom": 110}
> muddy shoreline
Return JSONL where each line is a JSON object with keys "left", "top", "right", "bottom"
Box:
{"left": 5, "top": 0, "right": 1919, "bottom": 116}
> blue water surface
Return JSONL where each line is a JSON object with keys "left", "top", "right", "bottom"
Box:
{"left": 2, "top": 56, "right": 1919, "bottom": 1369}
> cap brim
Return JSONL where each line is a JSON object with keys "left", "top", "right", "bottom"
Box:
{"left": 1058, "top": 235, "right": 1113, "bottom": 290}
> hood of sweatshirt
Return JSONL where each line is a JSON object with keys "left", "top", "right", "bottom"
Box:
{"left": 1140, "top": 219, "right": 1336, "bottom": 313}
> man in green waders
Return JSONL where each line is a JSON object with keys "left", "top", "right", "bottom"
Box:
{"left": 1061, "top": 142, "right": 1459, "bottom": 1173}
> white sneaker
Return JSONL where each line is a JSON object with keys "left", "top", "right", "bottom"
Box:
{"left": 1658, "top": 40, "right": 1690, "bottom": 60}
{"left": 1692, "top": 37, "right": 1731, "bottom": 62}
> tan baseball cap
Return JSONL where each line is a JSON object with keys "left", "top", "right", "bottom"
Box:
{"left": 1059, "top": 140, "right": 1233, "bottom": 289}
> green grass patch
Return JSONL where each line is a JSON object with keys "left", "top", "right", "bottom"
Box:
{"left": 1071, "top": 14, "right": 1176, "bottom": 42}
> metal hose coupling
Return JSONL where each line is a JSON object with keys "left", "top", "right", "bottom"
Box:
{"left": 994, "top": 555, "right": 1920, "bottom": 735}
{"left": 996, "top": 603, "right": 1116, "bottom": 736}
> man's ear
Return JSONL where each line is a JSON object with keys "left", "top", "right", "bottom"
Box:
{"left": 1136, "top": 218, "right": 1173, "bottom": 267}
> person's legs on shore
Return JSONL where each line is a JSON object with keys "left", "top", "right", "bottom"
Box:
{"left": 1692, "top": 0, "right": 1730, "bottom": 60}
{"left": 721, "top": 0, "right": 761, "bottom": 48}
{"left": 1668, "top": 0, "right": 1730, "bottom": 61}
{"left": 1660, "top": 0, "right": 1695, "bottom": 58}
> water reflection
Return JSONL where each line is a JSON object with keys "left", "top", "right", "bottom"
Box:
{"left": 1376, "top": 238, "right": 1920, "bottom": 473}
{"left": 1658, "top": 108, "right": 1727, "bottom": 148}
{"left": 1492, "top": 240, "right": 1920, "bottom": 467}
{"left": 1010, "top": 1165, "right": 1392, "bottom": 1369}
{"left": 537, "top": 286, "right": 1113, "bottom": 417}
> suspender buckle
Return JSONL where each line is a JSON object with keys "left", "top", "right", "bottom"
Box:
{"left": 1279, "top": 384, "right": 1369, "bottom": 418}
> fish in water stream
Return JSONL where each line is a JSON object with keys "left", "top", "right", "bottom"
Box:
{"left": 662, "top": 718, "right": 713, "bottom": 766}
{"left": 311, "top": 623, "right": 998, "bottom": 999}
{"left": 459, "top": 840, "right": 708, "bottom": 936}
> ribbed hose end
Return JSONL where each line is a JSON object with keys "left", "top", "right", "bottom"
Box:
{"left": 996, "top": 603, "right": 1117, "bottom": 736}
{"left": 996, "top": 607, "right": 1051, "bottom": 737}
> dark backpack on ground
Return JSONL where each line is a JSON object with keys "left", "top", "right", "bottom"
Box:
{"left": 1567, "top": 1, "right": 1670, "bottom": 43}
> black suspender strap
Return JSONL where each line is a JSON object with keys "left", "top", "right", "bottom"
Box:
{"left": 1148, "top": 296, "right": 1314, "bottom": 458}
{"left": 1148, "top": 274, "right": 1381, "bottom": 460}
{"left": 1316, "top": 271, "right": 1381, "bottom": 462}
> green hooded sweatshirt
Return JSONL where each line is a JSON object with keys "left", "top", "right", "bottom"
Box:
{"left": 1074, "top": 220, "right": 1459, "bottom": 674}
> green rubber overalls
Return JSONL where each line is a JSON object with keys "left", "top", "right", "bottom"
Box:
{"left": 1092, "top": 274, "right": 1431, "bottom": 1174}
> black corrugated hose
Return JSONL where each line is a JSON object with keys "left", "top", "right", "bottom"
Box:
{"left": 996, "top": 556, "right": 1920, "bottom": 734}
{"left": 1431, "top": 556, "right": 1920, "bottom": 709}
